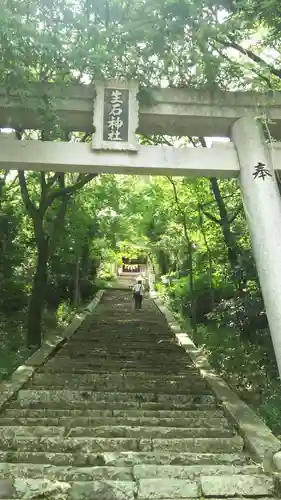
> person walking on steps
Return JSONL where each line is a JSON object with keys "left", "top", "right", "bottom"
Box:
{"left": 132, "top": 280, "right": 144, "bottom": 311}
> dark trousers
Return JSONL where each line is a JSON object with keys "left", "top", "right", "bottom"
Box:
{"left": 134, "top": 293, "right": 143, "bottom": 310}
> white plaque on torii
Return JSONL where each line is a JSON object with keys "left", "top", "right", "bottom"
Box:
{"left": 92, "top": 80, "right": 139, "bottom": 152}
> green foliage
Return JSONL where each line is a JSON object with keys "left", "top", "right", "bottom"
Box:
{"left": 190, "top": 321, "right": 281, "bottom": 433}
{"left": 1, "top": 0, "right": 281, "bottom": 434}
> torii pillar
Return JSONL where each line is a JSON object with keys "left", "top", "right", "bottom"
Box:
{"left": 232, "top": 117, "right": 281, "bottom": 377}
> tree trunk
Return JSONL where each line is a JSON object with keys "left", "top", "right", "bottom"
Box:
{"left": 209, "top": 177, "right": 245, "bottom": 290}
{"left": 197, "top": 203, "right": 214, "bottom": 305}
{"left": 210, "top": 178, "right": 238, "bottom": 267}
{"left": 27, "top": 238, "right": 49, "bottom": 350}
{"left": 157, "top": 249, "right": 170, "bottom": 275}
{"left": 73, "top": 255, "right": 81, "bottom": 307}
{"left": 187, "top": 240, "right": 197, "bottom": 333}
{"left": 195, "top": 140, "right": 243, "bottom": 289}
{"left": 167, "top": 177, "right": 197, "bottom": 332}
{"left": 80, "top": 242, "right": 90, "bottom": 281}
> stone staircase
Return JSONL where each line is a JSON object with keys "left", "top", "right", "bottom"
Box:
{"left": 111, "top": 273, "right": 138, "bottom": 289}
{"left": 0, "top": 290, "right": 278, "bottom": 499}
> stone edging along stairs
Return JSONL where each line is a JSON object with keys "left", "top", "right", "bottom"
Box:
{"left": 152, "top": 294, "right": 281, "bottom": 466}
{"left": 0, "top": 288, "right": 280, "bottom": 500}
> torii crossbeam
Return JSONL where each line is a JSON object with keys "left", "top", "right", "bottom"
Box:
{"left": 1, "top": 81, "right": 281, "bottom": 380}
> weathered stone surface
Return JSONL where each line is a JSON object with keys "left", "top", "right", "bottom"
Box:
{"left": 273, "top": 450, "right": 281, "bottom": 471}
{"left": 31, "top": 376, "right": 209, "bottom": 394}
{"left": 200, "top": 474, "right": 274, "bottom": 497}
{"left": 0, "top": 479, "right": 15, "bottom": 499}
{"left": 156, "top": 294, "right": 281, "bottom": 463}
{"left": 69, "top": 481, "right": 135, "bottom": 500}
{"left": 25, "top": 335, "right": 64, "bottom": 367}
{"left": 5, "top": 408, "right": 118, "bottom": 418}
{"left": 0, "top": 450, "right": 251, "bottom": 467}
{"left": 11, "top": 399, "right": 215, "bottom": 411}
{"left": 0, "top": 436, "right": 152, "bottom": 453}
{"left": 0, "top": 425, "right": 64, "bottom": 437}
{"left": 152, "top": 436, "right": 243, "bottom": 453}
{"left": 0, "top": 463, "right": 133, "bottom": 481}
{"left": 2, "top": 364, "right": 34, "bottom": 389}
{"left": 0, "top": 289, "right": 275, "bottom": 500}
{"left": 133, "top": 464, "right": 261, "bottom": 479}
{"left": 4, "top": 407, "right": 225, "bottom": 420}
{"left": 0, "top": 414, "right": 230, "bottom": 429}
{"left": 15, "top": 389, "right": 214, "bottom": 406}
{"left": 137, "top": 478, "right": 199, "bottom": 499}
{"left": 14, "top": 478, "right": 71, "bottom": 499}
{"left": 68, "top": 425, "right": 232, "bottom": 439}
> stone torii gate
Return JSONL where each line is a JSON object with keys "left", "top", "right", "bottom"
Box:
{"left": 1, "top": 80, "right": 281, "bottom": 376}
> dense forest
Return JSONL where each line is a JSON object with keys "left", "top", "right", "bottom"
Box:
{"left": 1, "top": 0, "right": 281, "bottom": 434}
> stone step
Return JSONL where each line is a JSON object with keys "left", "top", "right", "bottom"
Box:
{"left": 67, "top": 328, "right": 176, "bottom": 334}
{"left": 133, "top": 464, "right": 262, "bottom": 479}
{"left": 0, "top": 479, "right": 135, "bottom": 500}
{"left": 0, "top": 415, "right": 231, "bottom": 429}
{"left": 64, "top": 372, "right": 202, "bottom": 381}
{"left": 31, "top": 372, "right": 203, "bottom": 382}
{"left": 14, "top": 389, "right": 215, "bottom": 407}
{"left": 0, "top": 451, "right": 252, "bottom": 467}
{"left": 61, "top": 342, "right": 183, "bottom": 350}
{"left": 71, "top": 338, "right": 180, "bottom": 345}
{"left": 55, "top": 344, "right": 185, "bottom": 351}
{"left": 0, "top": 425, "right": 234, "bottom": 439}
{"left": 48, "top": 351, "right": 190, "bottom": 359}
{"left": 52, "top": 357, "right": 191, "bottom": 367}
{"left": 0, "top": 435, "right": 244, "bottom": 453}
{"left": 44, "top": 361, "right": 194, "bottom": 371}
{"left": 39, "top": 366, "right": 197, "bottom": 374}
{"left": 27, "top": 382, "right": 211, "bottom": 395}
{"left": 199, "top": 475, "right": 274, "bottom": 497}
{"left": 59, "top": 346, "right": 186, "bottom": 358}
{"left": 30, "top": 373, "right": 207, "bottom": 392}
{"left": 3, "top": 408, "right": 225, "bottom": 420}
{"left": 0, "top": 463, "right": 262, "bottom": 481}
{"left": 67, "top": 335, "right": 178, "bottom": 342}
{"left": 59, "top": 355, "right": 188, "bottom": 363}
{"left": 51, "top": 345, "right": 184, "bottom": 352}
{"left": 137, "top": 475, "right": 274, "bottom": 499}
{"left": 0, "top": 288, "right": 272, "bottom": 500}
{"left": 10, "top": 400, "right": 216, "bottom": 411}
{"left": 6, "top": 476, "right": 271, "bottom": 500}
{"left": 28, "top": 382, "right": 209, "bottom": 394}
{"left": 5, "top": 477, "right": 273, "bottom": 500}
{"left": 68, "top": 426, "right": 234, "bottom": 439}
{"left": 48, "top": 347, "right": 188, "bottom": 355}
{"left": 0, "top": 463, "right": 133, "bottom": 481}
{"left": 38, "top": 365, "right": 197, "bottom": 374}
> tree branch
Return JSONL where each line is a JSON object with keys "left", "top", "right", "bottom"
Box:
{"left": 48, "top": 194, "right": 70, "bottom": 255}
{"left": 40, "top": 172, "right": 47, "bottom": 204}
{"left": 18, "top": 171, "right": 38, "bottom": 219}
{"left": 46, "top": 173, "right": 61, "bottom": 188}
{"left": 6, "top": 174, "right": 19, "bottom": 191}
{"left": 159, "top": 136, "right": 174, "bottom": 147}
{"left": 228, "top": 206, "right": 243, "bottom": 224}
{"left": 45, "top": 173, "right": 97, "bottom": 210}
{"left": 201, "top": 209, "right": 222, "bottom": 225}
{"left": 188, "top": 136, "right": 199, "bottom": 148}
{"left": 217, "top": 38, "right": 281, "bottom": 80}
{"left": 81, "top": 133, "right": 92, "bottom": 143}
{"left": 214, "top": 44, "right": 273, "bottom": 89}
{"left": 166, "top": 176, "right": 191, "bottom": 245}
{"left": 166, "top": 176, "right": 181, "bottom": 213}
{"left": 199, "top": 137, "right": 207, "bottom": 148}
